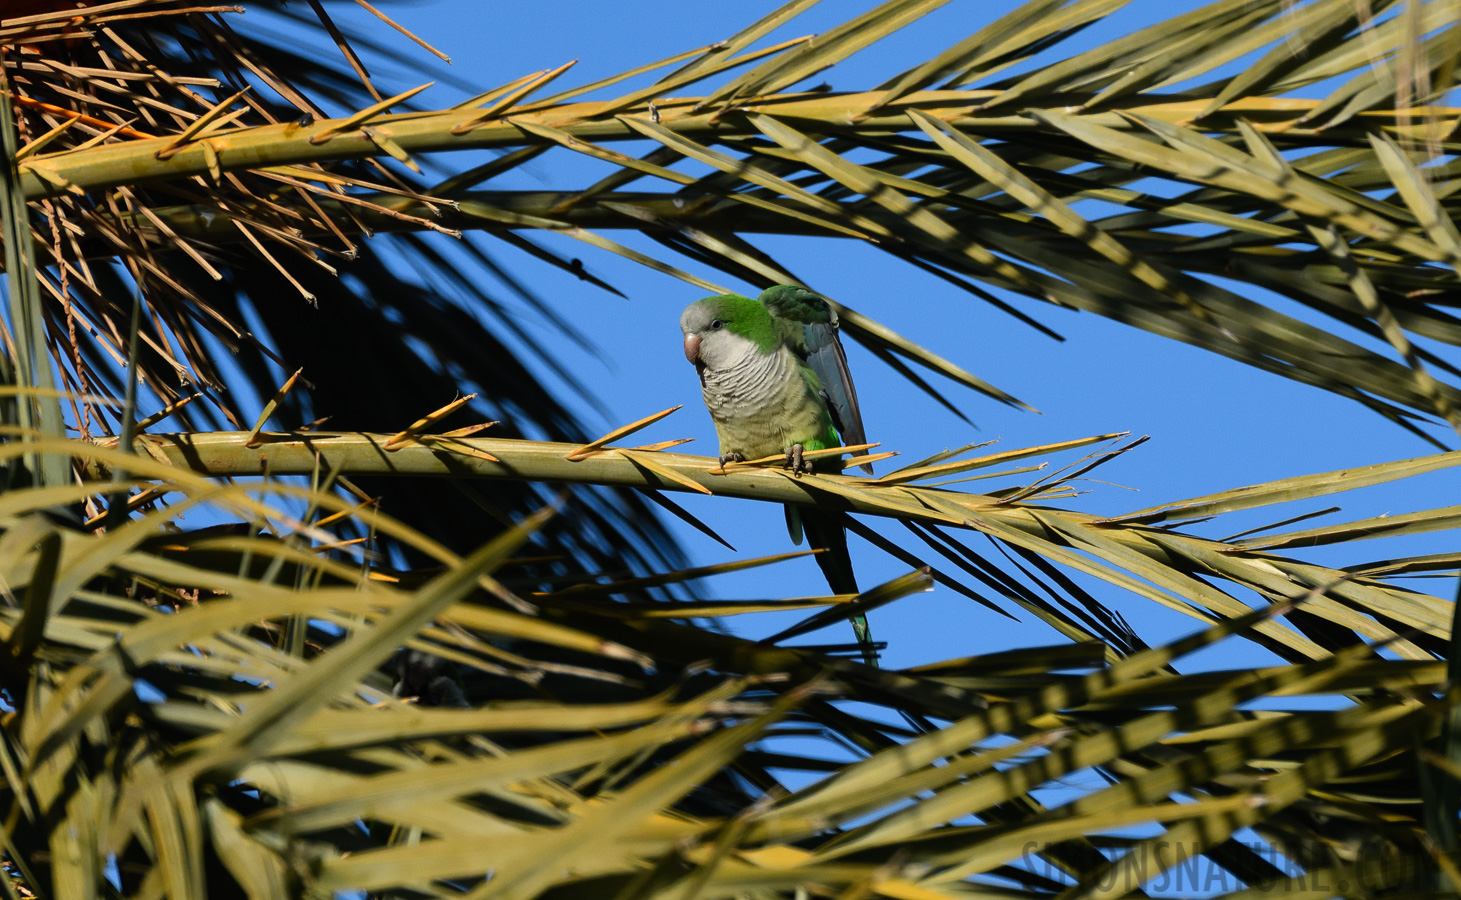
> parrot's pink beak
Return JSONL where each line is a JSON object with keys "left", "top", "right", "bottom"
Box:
{"left": 683, "top": 333, "right": 702, "bottom": 364}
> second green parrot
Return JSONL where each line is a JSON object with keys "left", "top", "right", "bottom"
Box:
{"left": 680, "top": 285, "right": 877, "bottom": 663}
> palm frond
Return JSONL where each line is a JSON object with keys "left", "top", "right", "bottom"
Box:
{"left": 0, "top": 449, "right": 1456, "bottom": 897}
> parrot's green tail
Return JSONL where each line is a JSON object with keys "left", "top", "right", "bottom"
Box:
{"left": 787, "top": 504, "right": 879, "bottom": 666}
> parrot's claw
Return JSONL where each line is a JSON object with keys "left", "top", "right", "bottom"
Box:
{"left": 785, "top": 444, "right": 812, "bottom": 475}
{"left": 717, "top": 452, "right": 746, "bottom": 470}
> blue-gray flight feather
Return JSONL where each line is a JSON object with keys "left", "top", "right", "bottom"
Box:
{"left": 801, "top": 316, "right": 872, "bottom": 474}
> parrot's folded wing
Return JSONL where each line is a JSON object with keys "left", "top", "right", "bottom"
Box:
{"left": 759, "top": 285, "right": 873, "bottom": 475}
{"left": 802, "top": 319, "right": 873, "bottom": 475}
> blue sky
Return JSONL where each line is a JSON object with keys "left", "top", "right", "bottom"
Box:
{"left": 228, "top": 0, "right": 1461, "bottom": 674}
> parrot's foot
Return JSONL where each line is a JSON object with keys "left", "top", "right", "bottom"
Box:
{"left": 785, "top": 443, "right": 812, "bottom": 475}
{"left": 717, "top": 452, "right": 746, "bottom": 469}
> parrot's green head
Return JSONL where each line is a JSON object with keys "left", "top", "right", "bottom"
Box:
{"left": 680, "top": 294, "right": 777, "bottom": 372}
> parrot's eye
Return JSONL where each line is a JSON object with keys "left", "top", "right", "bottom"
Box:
{"left": 710, "top": 319, "right": 725, "bottom": 330}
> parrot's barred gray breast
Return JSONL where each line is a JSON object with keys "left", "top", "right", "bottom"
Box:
{"left": 699, "top": 346, "right": 825, "bottom": 460}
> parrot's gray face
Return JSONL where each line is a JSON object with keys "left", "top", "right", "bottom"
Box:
{"left": 680, "top": 304, "right": 757, "bottom": 373}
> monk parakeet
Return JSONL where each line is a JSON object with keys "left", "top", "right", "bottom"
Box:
{"left": 680, "top": 285, "right": 877, "bottom": 664}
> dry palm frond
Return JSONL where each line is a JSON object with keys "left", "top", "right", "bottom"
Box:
{"left": 3, "top": 0, "right": 699, "bottom": 577}
{"left": 5, "top": 3, "right": 373, "bottom": 413}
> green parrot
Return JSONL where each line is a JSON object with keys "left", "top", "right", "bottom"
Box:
{"left": 680, "top": 285, "right": 878, "bottom": 664}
